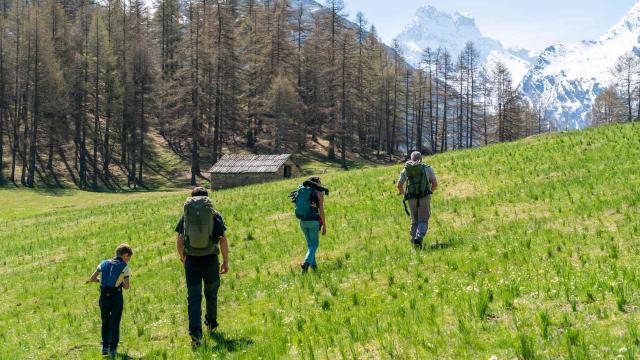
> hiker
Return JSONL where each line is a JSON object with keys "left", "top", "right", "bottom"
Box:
{"left": 88, "top": 244, "right": 134, "bottom": 357}
{"left": 397, "top": 151, "right": 438, "bottom": 248}
{"left": 175, "top": 187, "right": 229, "bottom": 346}
{"left": 291, "top": 177, "right": 328, "bottom": 273}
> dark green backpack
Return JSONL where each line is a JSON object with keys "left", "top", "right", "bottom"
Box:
{"left": 183, "top": 196, "right": 219, "bottom": 256}
{"left": 404, "top": 161, "right": 432, "bottom": 200}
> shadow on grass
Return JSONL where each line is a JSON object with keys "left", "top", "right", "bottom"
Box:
{"left": 113, "top": 353, "right": 143, "bottom": 360}
{"left": 197, "top": 332, "right": 254, "bottom": 354}
{"left": 428, "top": 242, "right": 454, "bottom": 251}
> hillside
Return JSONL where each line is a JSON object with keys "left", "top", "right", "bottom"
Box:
{"left": 0, "top": 123, "right": 638, "bottom": 359}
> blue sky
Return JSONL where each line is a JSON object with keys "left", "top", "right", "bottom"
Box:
{"left": 342, "top": 0, "right": 638, "bottom": 51}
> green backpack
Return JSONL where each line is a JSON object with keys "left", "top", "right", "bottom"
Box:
{"left": 404, "top": 161, "right": 432, "bottom": 200}
{"left": 183, "top": 196, "right": 219, "bottom": 256}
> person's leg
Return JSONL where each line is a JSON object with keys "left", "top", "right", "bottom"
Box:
{"left": 305, "top": 221, "right": 320, "bottom": 267}
{"left": 415, "top": 196, "right": 431, "bottom": 242}
{"left": 203, "top": 256, "right": 221, "bottom": 332}
{"left": 109, "top": 292, "right": 124, "bottom": 354}
{"left": 409, "top": 199, "right": 419, "bottom": 242}
{"left": 185, "top": 257, "right": 204, "bottom": 340}
{"left": 300, "top": 222, "right": 312, "bottom": 267}
{"left": 302, "top": 221, "right": 319, "bottom": 266}
{"left": 99, "top": 294, "right": 110, "bottom": 354}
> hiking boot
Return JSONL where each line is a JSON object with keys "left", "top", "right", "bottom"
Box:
{"left": 204, "top": 318, "right": 219, "bottom": 334}
{"left": 190, "top": 331, "right": 203, "bottom": 348}
{"left": 101, "top": 346, "right": 109, "bottom": 356}
{"left": 412, "top": 238, "right": 423, "bottom": 249}
{"left": 301, "top": 262, "right": 310, "bottom": 273}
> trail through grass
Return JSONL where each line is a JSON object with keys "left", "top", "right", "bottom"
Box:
{"left": 1, "top": 123, "right": 639, "bottom": 359}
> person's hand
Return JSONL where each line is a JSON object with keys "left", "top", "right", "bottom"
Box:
{"left": 220, "top": 261, "right": 229, "bottom": 274}
{"left": 321, "top": 226, "right": 327, "bottom": 236}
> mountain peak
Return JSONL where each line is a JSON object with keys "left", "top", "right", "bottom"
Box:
{"left": 412, "top": 5, "right": 476, "bottom": 28}
{"left": 395, "top": 4, "right": 531, "bottom": 79}
{"left": 605, "top": 1, "right": 640, "bottom": 38}
{"left": 414, "top": 5, "right": 447, "bottom": 18}
{"left": 453, "top": 11, "right": 476, "bottom": 27}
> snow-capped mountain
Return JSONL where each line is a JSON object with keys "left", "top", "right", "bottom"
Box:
{"left": 521, "top": 2, "right": 640, "bottom": 129}
{"left": 394, "top": 5, "right": 533, "bottom": 83}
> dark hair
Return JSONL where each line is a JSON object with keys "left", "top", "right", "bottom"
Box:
{"left": 116, "top": 244, "right": 134, "bottom": 257}
{"left": 303, "top": 177, "right": 329, "bottom": 195}
{"left": 191, "top": 186, "right": 209, "bottom": 197}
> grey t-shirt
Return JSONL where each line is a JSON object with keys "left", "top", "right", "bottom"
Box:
{"left": 398, "top": 164, "right": 437, "bottom": 186}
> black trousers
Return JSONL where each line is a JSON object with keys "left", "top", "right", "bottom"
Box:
{"left": 99, "top": 288, "right": 123, "bottom": 351}
{"left": 185, "top": 255, "right": 220, "bottom": 337}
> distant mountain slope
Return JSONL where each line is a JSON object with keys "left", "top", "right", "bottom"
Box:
{"left": 520, "top": 1, "right": 640, "bottom": 129}
{"left": 394, "top": 2, "right": 640, "bottom": 130}
{"left": 394, "top": 5, "right": 532, "bottom": 82}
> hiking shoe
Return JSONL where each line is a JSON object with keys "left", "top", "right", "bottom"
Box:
{"left": 204, "top": 318, "right": 219, "bottom": 334}
{"left": 101, "top": 347, "right": 109, "bottom": 356}
{"left": 301, "top": 262, "right": 310, "bottom": 273}
{"left": 190, "top": 331, "right": 203, "bottom": 348}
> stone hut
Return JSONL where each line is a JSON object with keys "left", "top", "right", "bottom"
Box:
{"left": 207, "top": 154, "right": 302, "bottom": 189}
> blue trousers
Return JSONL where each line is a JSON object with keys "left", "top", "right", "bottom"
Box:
{"left": 300, "top": 220, "right": 320, "bottom": 266}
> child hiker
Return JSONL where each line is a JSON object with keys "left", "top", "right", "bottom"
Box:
{"left": 88, "top": 244, "right": 134, "bottom": 356}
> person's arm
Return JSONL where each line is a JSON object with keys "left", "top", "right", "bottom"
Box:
{"left": 430, "top": 168, "right": 438, "bottom": 192}
{"left": 219, "top": 236, "right": 229, "bottom": 274}
{"left": 177, "top": 234, "right": 185, "bottom": 263}
{"left": 397, "top": 170, "right": 406, "bottom": 195}
{"left": 88, "top": 270, "right": 100, "bottom": 283}
{"left": 431, "top": 179, "right": 438, "bottom": 192}
{"left": 318, "top": 192, "right": 327, "bottom": 235}
{"left": 121, "top": 267, "right": 131, "bottom": 289}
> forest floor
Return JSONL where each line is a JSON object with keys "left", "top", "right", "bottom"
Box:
{"left": 0, "top": 122, "right": 639, "bottom": 359}
{"left": 0, "top": 130, "right": 387, "bottom": 191}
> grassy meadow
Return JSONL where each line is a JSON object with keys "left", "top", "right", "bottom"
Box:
{"left": 1, "top": 123, "right": 639, "bottom": 359}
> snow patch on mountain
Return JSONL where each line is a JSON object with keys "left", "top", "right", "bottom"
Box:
{"left": 394, "top": 5, "right": 532, "bottom": 83}
{"left": 520, "top": 1, "right": 640, "bottom": 129}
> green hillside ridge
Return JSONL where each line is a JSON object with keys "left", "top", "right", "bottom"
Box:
{"left": 1, "top": 123, "right": 639, "bottom": 359}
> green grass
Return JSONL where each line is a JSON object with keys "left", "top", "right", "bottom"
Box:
{"left": 1, "top": 123, "right": 639, "bottom": 359}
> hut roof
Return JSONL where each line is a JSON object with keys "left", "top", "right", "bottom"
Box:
{"left": 207, "top": 154, "right": 292, "bottom": 174}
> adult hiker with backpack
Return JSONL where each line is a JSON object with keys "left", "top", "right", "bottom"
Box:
{"left": 398, "top": 151, "right": 438, "bottom": 248}
{"left": 291, "top": 177, "right": 328, "bottom": 273}
{"left": 175, "top": 187, "right": 229, "bottom": 346}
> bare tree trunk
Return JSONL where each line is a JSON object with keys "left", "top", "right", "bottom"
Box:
{"left": 27, "top": 9, "right": 40, "bottom": 188}
{"left": 11, "top": 0, "right": 19, "bottom": 184}
{"left": 404, "top": 69, "right": 410, "bottom": 157}
{"left": 0, "top": 0, "right": 6, "bottom": 185}
{"left": 189, "top": 0, "right": 200, "bottom": 185}
{"left": 93, "top": 17, "right": 100, "bottom": 189}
